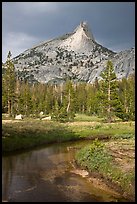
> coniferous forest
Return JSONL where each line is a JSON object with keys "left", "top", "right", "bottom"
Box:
{"left": 2, "top": 52, "right": 135, "bottom": 122}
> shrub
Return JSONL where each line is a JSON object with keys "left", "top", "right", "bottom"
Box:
{"left": 52, "top": 108, "right": 75, "bottom": 122}
{"left": 76, "top": 139, "right": 112, "bottom": 172}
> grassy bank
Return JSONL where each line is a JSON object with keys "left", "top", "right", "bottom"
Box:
{"left": 69, "top": 114, "right": 134, "bottom": 138}
{"left": 75, "top": 139, "right": 135, "bottom": 201}
{"left": 2, "top": 114, "right": 135, "bottom": 153}
{"left": 2, "top": 120, "right": 79, "bottom": 153}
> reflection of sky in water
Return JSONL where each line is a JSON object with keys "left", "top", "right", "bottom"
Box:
{"left": 2, "top": 141, "right": 128, "bottom": 202}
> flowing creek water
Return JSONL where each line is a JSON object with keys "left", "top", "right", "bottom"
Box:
{"left": 2, "top": 140, "right": 129, "bottom": 202}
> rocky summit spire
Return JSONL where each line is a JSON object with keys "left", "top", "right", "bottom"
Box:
{"left": 74, "top": 21, "right": 95, "bottom": 41}
{"left": 60, "top": 21, "right": 96, "bottom": 52}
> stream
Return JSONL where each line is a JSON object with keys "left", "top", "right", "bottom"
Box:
{"left": 2, "top": 140, "right": 128, "bottom": 202}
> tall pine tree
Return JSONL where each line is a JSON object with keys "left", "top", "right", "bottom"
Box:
{"left": 99, "top": 60, "right": 122, "bottom": 122}
{"left": 2, "top": 51, "right": 16, "bottom": 116}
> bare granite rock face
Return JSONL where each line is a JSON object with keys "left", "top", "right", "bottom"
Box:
{"left": 9, "top": 21, "right": 134, "bottom": 84}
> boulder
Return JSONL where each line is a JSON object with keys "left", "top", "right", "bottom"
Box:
{"left": 40, "top": 111, "right": 44, "bottom": 116}
{"left": 15, "top": 114, "right": 23, "bottom": 120}
{"left": 41, "top": 116, "right": 51, "bottom": 120}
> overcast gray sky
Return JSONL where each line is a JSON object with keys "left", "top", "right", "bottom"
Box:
{"left": 2, "top": 2, "right": 135, "bottom": 62}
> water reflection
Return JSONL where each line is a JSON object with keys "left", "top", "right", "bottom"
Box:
{"left": 2, "top": 141, "right": 128, "bottom": 202}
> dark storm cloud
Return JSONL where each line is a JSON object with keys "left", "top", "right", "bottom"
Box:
{"left": 2, "top": 2, "right": 135, "bottom": 62}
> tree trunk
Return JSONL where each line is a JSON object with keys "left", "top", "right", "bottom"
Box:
{"left": 108, "top": 81, "right": 111, "bottom": 113}
{"left": 60, "top": 84, "right": 63, "bottom": 104}
{"left": 66, "top": 89, "right": 71, "bottom": 113}
{"left": 8, "top": 99, "right": 11, "bottom": 117}
{"left": 82, "top": 104, "right": 85, "bottom": 113}
{"left": 107, "top": 67, "right": 111, "bottom": 122}
{"left": 124, "top": 89, "right": 128, "bottom": 113}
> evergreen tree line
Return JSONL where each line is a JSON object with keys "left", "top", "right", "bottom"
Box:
{"left": 2, "top": 52, "right": 135, "bottom": 122}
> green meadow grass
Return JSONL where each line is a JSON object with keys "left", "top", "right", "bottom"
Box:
{"left": 2, "top": 115, "right": 135, "bottom": 152}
